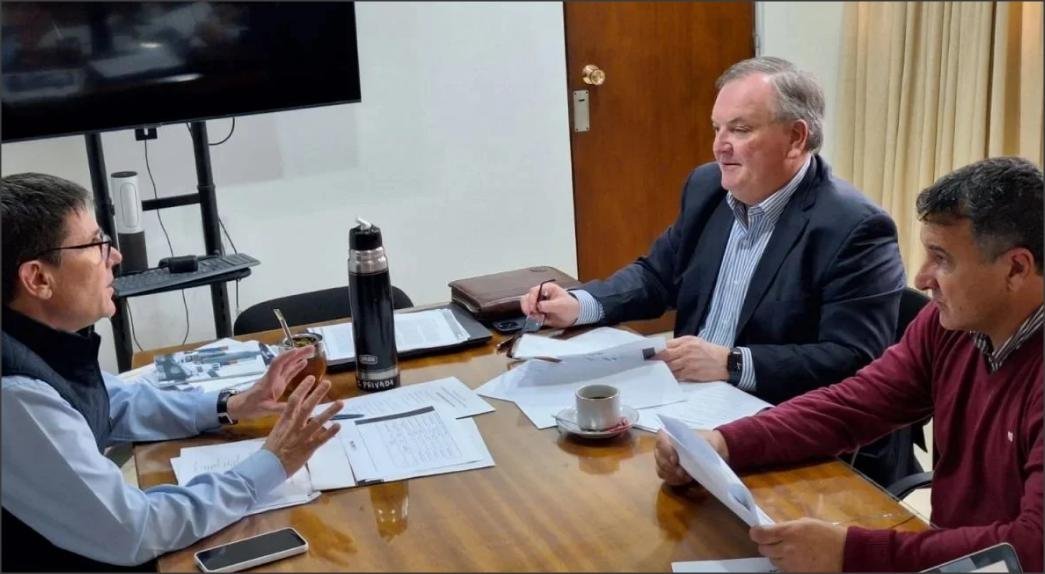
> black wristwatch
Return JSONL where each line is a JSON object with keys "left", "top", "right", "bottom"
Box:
{"left": 217, "top": 389, "right": 239, "bottom": 425}
{"left": 727, "top": 348, "right": 743, "bottom": 385}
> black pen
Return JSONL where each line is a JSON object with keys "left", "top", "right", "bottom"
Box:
{"left": 331, "top": 413, "right": 365, "bottom": 420}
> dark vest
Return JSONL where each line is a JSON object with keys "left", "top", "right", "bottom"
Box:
{"left": 0, "top": 308, "right": 149, "bottom": 572}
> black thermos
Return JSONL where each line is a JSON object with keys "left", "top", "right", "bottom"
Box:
{"left": 348, "top": 218, "right": 400, "bottom": 391}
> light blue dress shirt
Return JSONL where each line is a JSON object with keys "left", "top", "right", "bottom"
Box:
{"left": 1, "top": 372, "right": 287, "bottom": 566}
{"left": 573, "top": 156, "right": 812, "bottom": 392}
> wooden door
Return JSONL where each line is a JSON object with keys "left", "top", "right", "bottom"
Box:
{"left": 565, "top": 2, "right": 754, "bottom": 334}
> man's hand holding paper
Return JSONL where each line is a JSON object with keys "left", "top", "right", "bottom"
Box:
{"left": 657, "top": 415, "right": 771, "bottom": 527}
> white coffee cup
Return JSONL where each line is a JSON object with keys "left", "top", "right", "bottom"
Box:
{"left": 575, "top": 384, "right": 622, "bottom": 431}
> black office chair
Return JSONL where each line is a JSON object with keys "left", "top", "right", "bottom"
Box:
{"left": 233, "top": 285, "right": 414, "bottom": 335}
{"left": 883, "top": 287, "right": 935, "bottom": 498}
{"left": 850, "top": 287, "right": 933, "bottom": 489}
{"left": 895, "top": 286, "right": 932, "bottom": 343}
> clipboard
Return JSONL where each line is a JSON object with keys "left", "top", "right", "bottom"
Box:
{"left": 323, "top": 303, "right": 492, "bottom": 371}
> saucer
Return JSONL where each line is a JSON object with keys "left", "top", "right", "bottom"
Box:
{"left": 554, "top": 405, "right": 639, "bottom": 439}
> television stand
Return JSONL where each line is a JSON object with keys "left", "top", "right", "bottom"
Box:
{"left": 86, "top": 121, "right": 238, "bottom": 372}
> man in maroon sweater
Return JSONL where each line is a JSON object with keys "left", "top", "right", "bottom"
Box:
{"left": 655, "top": 156, "right": 1043, "bottom": 572}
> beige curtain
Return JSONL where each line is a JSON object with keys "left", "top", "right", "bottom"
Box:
{"left": 835, "top": 1, "right": 1044, "bottom": 280}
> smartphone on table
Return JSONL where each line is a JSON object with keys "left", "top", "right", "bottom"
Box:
{"left": 194, "top": 527, "right": 308, "bottom": 572}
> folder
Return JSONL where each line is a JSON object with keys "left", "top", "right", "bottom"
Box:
{"left": 449, "top": 266, "right": 581, "bottom": 321}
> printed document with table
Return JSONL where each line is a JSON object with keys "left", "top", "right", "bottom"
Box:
{"left": 168, "top": 377, "right": 496, "bottom": 509}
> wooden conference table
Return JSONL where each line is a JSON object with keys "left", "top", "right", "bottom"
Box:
{"left": 133, "top": 316, "right": 927, "bottom": 572}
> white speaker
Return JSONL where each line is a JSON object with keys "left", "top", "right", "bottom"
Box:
{"left": 110, "top": 171, "right": 148, "bottom": 273}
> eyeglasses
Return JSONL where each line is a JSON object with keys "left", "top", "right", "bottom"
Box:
{"left": 26, "top": 232, "right": 114, "bottom": 265}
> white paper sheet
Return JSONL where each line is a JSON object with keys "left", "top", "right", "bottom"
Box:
{"left": 511, "top": 361, "right": 684, "bottom": 429}
{"left": 476, "top": 336, "right": 672, "bottom": 404}
{"left": 475, "top": 334, "right": 683, "bottom": 429}
{"left": 659, "top": 415, "right": 773, "bottom": 527}
{"left": 311, "top": 416, "right": 494, "bottom": 489}
{"left": 307, "top": 433, "right": 357, "bottom": 491}
{"left": 635, "top": 382, "right": 772, "bottom": 432}
{"left": 312, "top": 377, "right": 494, "bottom": 420}
{"left": 174, "top": 438, "right": 319, "bottom": 515}
{"left": 310, "top": 308, "right": 470, "bottom": 365}
{"left": 510, "top": 326, "right": 644, "bottom": 359}
{"left": 366, "top": 417, "right": 494, "bottom": 482}
{"left": 339, "top": 404, "right": 481, "bottom": 483}
{"left": 672, "top": 557, "right": 775, "bottom": 572}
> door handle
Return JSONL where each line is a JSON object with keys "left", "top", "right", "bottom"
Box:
{"left": 582, "top": 64, "right": 606, "bottom": 86}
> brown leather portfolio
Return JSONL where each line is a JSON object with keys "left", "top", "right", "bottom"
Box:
{"left": 449, "top": 266, "right": 582, "bottom": 321}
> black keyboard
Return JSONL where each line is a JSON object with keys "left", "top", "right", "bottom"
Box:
{"left": 114, "top": 253, "right": 260, "bottom": 298}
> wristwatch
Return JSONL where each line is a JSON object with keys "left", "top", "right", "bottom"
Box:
{"left": 217, "top": 389, "right": 239, "bottom": 425}
{"left": 727, "top": 348, "right": 743, "bottom": 385}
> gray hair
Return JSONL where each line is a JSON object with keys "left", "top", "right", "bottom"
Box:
{"left": 715, "top": 56, "right": 825, "bottom": 153}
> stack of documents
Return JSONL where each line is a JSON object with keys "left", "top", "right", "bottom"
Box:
{"left": 308, "top": 308, "right": 470, "bottom": 366}
{"left": 121, "top": 338, "right": 273, "bottom": 394}
{"left": 308, "top": 376, "right": 496, "bottom": 489}
{"left": 335, "top": 404, "right": 492, "bottom": 485}
{"left": 475, "top": 328, "right": 686, "bottom": 429}
{"left": 169, "top": 376, "right": 498, "bottom": 514}
{"left": 152, "top": 341, "right": 271, "bottom": 388}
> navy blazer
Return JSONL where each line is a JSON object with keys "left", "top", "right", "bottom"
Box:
{"left": 584, "top": 155, "right": 906, "bottom": 405}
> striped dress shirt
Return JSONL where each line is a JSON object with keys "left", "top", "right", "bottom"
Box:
{"left": 573, "top": 156, "right": 811, "bottom": 392}
{"left": 971, "top": 305, "right": 1044, "bottom": 373}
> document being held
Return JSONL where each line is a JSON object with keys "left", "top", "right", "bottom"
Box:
{"left": 658, "top": 414, "right": 773, "bottom": 527}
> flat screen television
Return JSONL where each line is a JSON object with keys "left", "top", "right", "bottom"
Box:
{"left": 1, "top": 1, "right": 360, "bottom": 142}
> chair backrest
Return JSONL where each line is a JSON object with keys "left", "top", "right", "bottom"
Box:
{"left": 233, "top": 285, "right": 414, "bottom": 335}
{"left": 896, "top": 287, "right": 931, "bottom": 343}
{"left": 896, "top": 287, "right": 933, "bottom": 457}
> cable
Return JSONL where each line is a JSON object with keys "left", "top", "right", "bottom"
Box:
{"left": 185, "top": 117, "right": 235, "bottom": 146}
{"left": 218, "top": 217, "right": 238, "bottom": 253}
{"left": 210, "top": 117, "right": 235, "bottom": 145}
{"left": 125, "top": 301, "right": 145, "bottom": 354}
{"left": 144, "top": 139, "right": 192, "bottom": 345}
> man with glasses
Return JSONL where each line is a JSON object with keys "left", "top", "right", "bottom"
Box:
{"left": 1, "top": 173, "right": 344, "bottom": 570}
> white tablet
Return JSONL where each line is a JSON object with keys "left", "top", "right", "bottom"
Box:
{"left": 922, "top": 543, "right": 1023, "bottom": 573}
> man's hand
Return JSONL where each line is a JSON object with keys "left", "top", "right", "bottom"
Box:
{"left": 519, "top": 281, "right": 580, "bottom": 328}
{"left": 749, "top": 518, "right": 846, "bottom": 572}
{"left": 262, "top": 375, "right": 343, "bottom": 476}
{"left": 654, "top": 429, "right": 729, "bottom": 485}
{"left": 654, "top": 336, "right": 730, "bottom": 382}
{"left": 227, "top": 345, "right": 312, "bottom": 422}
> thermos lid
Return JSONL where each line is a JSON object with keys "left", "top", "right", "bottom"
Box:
{"left": 350, "top": 218, "right": 383, "bottom": 251}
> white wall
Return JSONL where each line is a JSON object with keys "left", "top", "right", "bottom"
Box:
{"left": 757, "top": 2, "right": 846, "bottom": 164}
{"left": 1, "top": 3, "right": 575, "bottom": 372}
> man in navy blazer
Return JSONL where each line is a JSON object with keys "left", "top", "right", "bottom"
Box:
{"left": 522, "top": 57, "right": 914, "bottom": 487}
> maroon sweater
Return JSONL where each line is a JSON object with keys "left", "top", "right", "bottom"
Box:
{"left": 718, "top": 304, "right": 1043, "bottom": 572}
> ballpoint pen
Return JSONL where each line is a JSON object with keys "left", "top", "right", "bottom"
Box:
{"left": 523, "top": 278, "right": 556, "bottom": 333}
{"left": 332, "top": 413, "right": 365, "bottom": 420}
{"left": 497, "top": 279, "right": 556, "bottom": 354}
